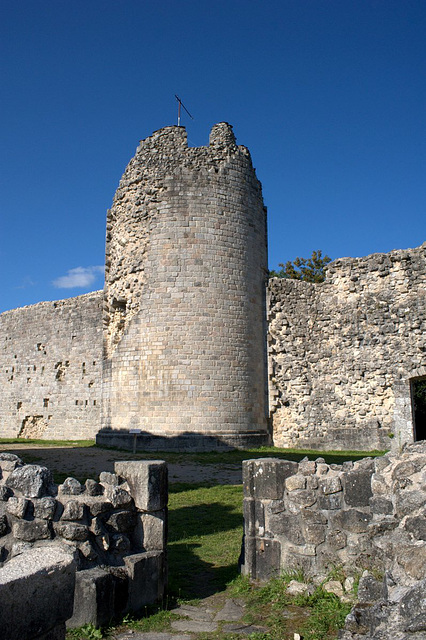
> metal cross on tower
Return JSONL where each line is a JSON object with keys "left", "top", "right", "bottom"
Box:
{"left": 175, "top": 95, "right": 194, "bottom": 126}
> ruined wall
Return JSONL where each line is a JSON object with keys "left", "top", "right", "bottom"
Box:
{"left": 0, "top": 453, "right": 167, "bottom": 628}
{"left": 268, "top": 243, "right": 426, "bottom": 451}
{"left": 0, "top": 292, "right": 103, "bottom": 439}
{"left": 243, "top": 443, "right": 426, "bottom": 639}
{"left": 101, "top": 123, "right": 269, "bottom": 448}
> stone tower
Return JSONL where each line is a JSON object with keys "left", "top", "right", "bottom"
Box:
{"left": 100, "top": 123, "right": 269, "bottom": 449}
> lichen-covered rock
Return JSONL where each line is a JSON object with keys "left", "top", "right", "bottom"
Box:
{"left": 33, "top": 496, "right": 57, "bottom": 519}
{"left": 60, "top": 477, "right": 83, "bottom": 495}
{"left": 5, "top": 465, "right": 55, "bottom": 498}
{"left": 85, "top": 479, "right": 103, "bottom": 496}
{"left": 12, "top": 519, "right": 50, "bottom": 542}
{"left": 6, "top": 497, "right": 28, "bottom": 518}
{"left": 61, "top": 500, "right": 85, "bottom": 521}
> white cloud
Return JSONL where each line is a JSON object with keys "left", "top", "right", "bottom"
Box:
{"left": 52, "top": 266, "right": 104, "bottom": 289}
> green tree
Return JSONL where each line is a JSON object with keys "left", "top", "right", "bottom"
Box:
{"left": 269, "top": 250, "right": 331, "bottom": 283}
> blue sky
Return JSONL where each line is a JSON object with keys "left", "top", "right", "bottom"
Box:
{"left": 1, "top": 0, "right": 425, "bottom": 313}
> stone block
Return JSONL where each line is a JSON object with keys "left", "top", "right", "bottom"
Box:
{"left": 12, "top": 519, "right": 51, "bottom": 542}
{"left": 318, "top": 491, "right": 342, "bottom": 510}
{"left": 357, "top": 571, "right": 386, "bottom": 604}
{"left": 5, "top": 465, "right": 55, "bottom": 498}
{"left": 343, "top": 468, "right": 373, "bottom": 507}
{"left": 133, "top": 511, "right": 166, "bottom": 551}
{"left": 85, "top": 479, "right": 104, "bottom": 496}
{"left": 267, "top": 512, "right": 305, "bottom": 545}
{"left": 0, "top": 547, "right": 75, "bottom": 640}
{"left": 243, "top": 459, "right": 297, "bottom": 499}
{"left": 33, "top": 496, "right": 57, "bottom": 519}
{"left": 285, "top": 474, "right": 307, "bottom": 492}
{"left": 54, "top": 522, "right": 89, "bottom": 541}
{"left": 369, "top": 496, "right": 393, "bottom": 515}
{"left": 404, "top": 515, "right": 426, "bottom": 540}
{"left": 318, "top": 476, "right": 342, "bottom": 495}
{"left": 106, "top": 509, "right": 137, "bottom": 533}
{"left": 67, "top": 567, "right": 115, "bottom": 629}
{"left": 6, "top": 496, "right": 28, "bottom": 518}
{"left": 115, "top": 461, "right": 168, "bottom": 511}
{"left": 60, "top": 477, "right": 84, "bottom": 495}
{"left": 331, "top": 509, "right": 372, "bottom": 533}
{"left": 124, "top": 550, "right": 166, "bottom": 612}
{"left": 399, "top": 578, "right": 426, "bottom": 621}
{"left": 286, "top": 489, "right": 317, "bottom": 511}
{"left": 0, "top": 486, "right": 13, "bottom": 501}
{"left": 61, "top": 500, "right": 85, "bottom": 521}
{"left": 243, "top": 536, "right": 281, "bottom": 581}
{"left": 0, "top": 453, "right": 23, "bottom": 473}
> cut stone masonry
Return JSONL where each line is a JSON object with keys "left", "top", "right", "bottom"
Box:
{"left": 0, "top": 452, "right": 167, "bottom": 632}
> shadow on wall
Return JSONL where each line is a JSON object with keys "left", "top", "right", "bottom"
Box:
{"left": 96, "top": 428, "right": 270, "bottom": 453}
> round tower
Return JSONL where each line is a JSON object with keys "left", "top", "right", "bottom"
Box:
{"left": 100, "top": 123, "right": 269, "bottom": 449}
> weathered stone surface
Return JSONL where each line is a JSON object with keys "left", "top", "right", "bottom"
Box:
{"left": 12, "top": 519, "right": 50, "bottom": 541}
{"left": 108, "top": 486, "right": 133, "bottom": 508}
{"left": 33, "top": 496, "right": 57, "bottom": 519}
{"left": 6, "top": 496, "right": 28, "bottom": 518}
{"left": 0, "top": 514, "right": 8, "bottom": 537}
{"left": 133, "top": 512, "right": 166, "bottom": 551}
{"left": 332, "top": 509, "right": 372, "bottom": 533}
{"left": 394, "top": 489, "right": 426, "bottom": 518}
{"left": 61, "top": 500, "right": 85, "bottom": 521}
{"left": 86, "top": 499, "right": 111, "bottom": 517}
{"left": 0, "top": 486, "right": 13, "bottom": 501}
{"left": 85, "top": 479, "right": 103, "bottom": 496}
{"left": 67, "top": 567, "right": 115, "bottom": 629}
{"left": 343, "top": 467, "right": 374, "bottom": 507}
{"left": 267, "top": 513, "right": 305, "bottom": 545}
{"left": 317, "top": 491, "right": 342, "bottom": 510}
{"left": 357, "top": 572, "right": 385, "bottom": 604}
{"left": 0, "top": 453, "right": 23, "bottom": 472}
{"left": 124, "top": 551, "right": 166, "bottom": 612}
{"left": 106, "top": 509, "right": 136, "bottom": 533}
{"left": 0, "top": 547, "right": 75, "bottom": 640}
{"left": 319, "top": 476, "right": 342, "bottom": 495}
{"left": 243, "top": 459, "right": 297, "bottom": 499}
{"left": 115, "top": 461, "right": 167, "bottom": 511}
{"left": 285, "top": 474, "right": 306, "bottom": 492}
{"left": 404, "top": 515, "right": 426, "bottom": 540}
{"left": 5, "top": 465, "right": 55, "bottom": 498}
{"left": 99, "top": 471, "right": 119, "bottom": 486}
{"left": 60, "top": 477, "right": 84, "bottom": 495}
{"left": 54, "top": 522, "right": 89, "bottom": 541}
{"left": 269, "top": 244, "right": 426, "bottom": 452}
{"left": 369, "top": 496, "right": 393, "bottom": 515}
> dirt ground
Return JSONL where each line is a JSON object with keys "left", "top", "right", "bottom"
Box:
{"left": 0, "top": 443, "right": 243, "bottom": 485}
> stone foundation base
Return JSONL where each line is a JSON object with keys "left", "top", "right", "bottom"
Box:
{"left": 96, "top": 430, "right": 270, "bottom": 452}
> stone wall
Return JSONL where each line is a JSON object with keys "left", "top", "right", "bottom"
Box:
{"left": 268, "top": 243, "right": 426, "bottom": 451}
{"left": 101, "top": 123, "right": 269, "bottom": 448}
{"left": 0, "top": 292, "right": 103, "bottom": 440}
{"left": 0, "top": 452, "right": 167, "bottom": 628}
{"left": 243, "top": 443, "right": 426, "bottom": 639}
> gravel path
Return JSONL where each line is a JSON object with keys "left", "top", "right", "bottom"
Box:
{"left": 0, "top": 443, "right": 243, "bottom": 485}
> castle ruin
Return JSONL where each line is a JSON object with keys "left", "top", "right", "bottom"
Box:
{"left": 0, "top": 123, "right": 424, "bottom": 451}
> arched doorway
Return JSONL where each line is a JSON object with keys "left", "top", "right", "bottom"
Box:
{"left": 411, "top": 376, "right": 426, "bottom": 441}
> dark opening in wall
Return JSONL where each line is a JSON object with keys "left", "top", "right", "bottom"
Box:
{"left": 411, "top": 377, "right": 426, "bottom": 441}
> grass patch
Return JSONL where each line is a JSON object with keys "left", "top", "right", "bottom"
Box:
{"left": 228, "top": 574, "right": 352, "bottom": 640}
{"left": 0, "top": 439, "right": 95, "bottom": 447}
{"left": 97, "top": 444, "right": 386, "bottom": 466}
{"left": 168, "top": 482, "right": 243, "bottom": 598}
